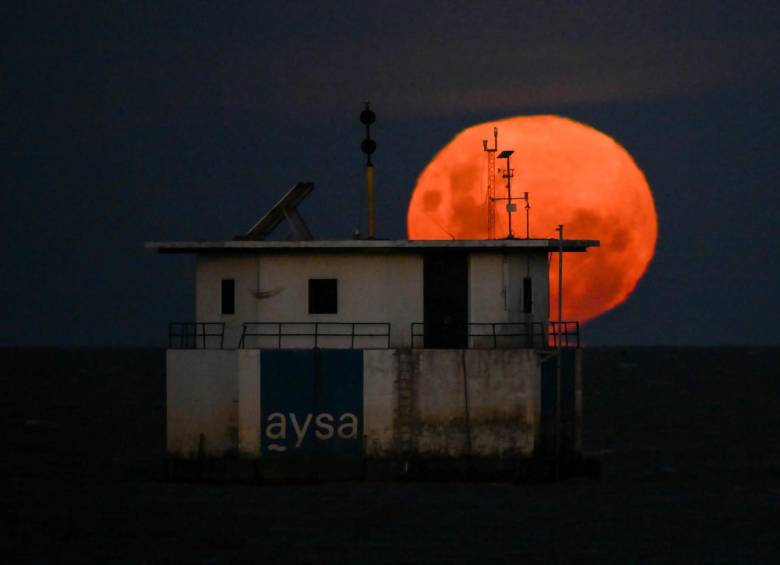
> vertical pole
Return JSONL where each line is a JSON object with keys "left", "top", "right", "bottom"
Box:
{"left": 484, "top": 127, "right": 498, "bottom": 240}
{"left": 360, "top": 102, "right": 377, "bottom": 239}
{"left": 367, "top": 164, "right": 375, "bottom": 238}
{"left": 558, "top": 224, "right": 563, "bottom": 330}
{"left": 555, "top": 224, "right": 563, "bottom": 477}
{"left": 507, "top": 154, "right": 513, "bottom": 239}
{"left": 525, "top": 195, "right": 530, "bottom": 239}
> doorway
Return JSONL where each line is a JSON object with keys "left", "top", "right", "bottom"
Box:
{"left": 423, "top": 251, "right": 468, "bottom": 348}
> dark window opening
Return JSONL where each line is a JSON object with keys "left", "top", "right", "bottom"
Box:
{"left": 309, "top": 279, "right": 338, "bottom": 314}
{"left": 221, "top": 279, "right": 235, "bottom": 315}
{"left": 523, "top": 276, "right": 533, "bottom": 313}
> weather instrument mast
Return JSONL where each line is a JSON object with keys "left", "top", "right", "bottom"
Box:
{"left": 498, "top": 150, "right": 515, "bottom": 239}
{"left": 483, "top": 127, "right": 498, "bottom": 239}
{"left": 360, "top": 102, "right": 377, "bottom": 238}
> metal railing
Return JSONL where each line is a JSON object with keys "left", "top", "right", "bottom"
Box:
{"left": 169, "top": 322, "right": 225, "bottom": 349}
{"left": 238, "top": 322, "right": 391, "bottom": 349}
{"left": 410, "top": 321, "right": 580, "bottom": 349}
{"left": 548, "top": 321, "right": 580, "bottom": 349}
{"left": 167, "top": 320, "right": 576, "bottom": 350}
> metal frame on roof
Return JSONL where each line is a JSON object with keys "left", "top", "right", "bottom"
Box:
{"left": 239, "top": 182, "right": 314, "bottom": 241}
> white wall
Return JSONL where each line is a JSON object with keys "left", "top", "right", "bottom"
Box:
{"left": 363, "top": 350, "right": 397, "bottom": 455}
{"left": 195, "top": 250, "right": 551, "bottom": 350}
{"left": 468, "top": 251, "right": 549, "bottom": 323}
{"left": 238, "top": 350, "right": 261, "bottom": 456}
{"left": 196, "top": 253, "right": 423, "bottom": 349}
{"left": 196, "top": 255, "right": 258, "bottom": 349}
{"left": 166, "top": 349, "right": 259, "bottom": 457}
{"left": 468, "top": 251, "right": 550, "bottom": 347}
{"left": 404, "top": 349, "right": 540, "bottom": 457}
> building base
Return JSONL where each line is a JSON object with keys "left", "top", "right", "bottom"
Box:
{"left": 164, "top": 455, "right": 601, "bottom": 484}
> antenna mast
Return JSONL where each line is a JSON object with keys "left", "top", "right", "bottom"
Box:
{"left": 360, "top": 102, "right": 377, "bottom": 238}
{"left": 483, "top": 127, "right": 498, "bottom": 239}
{"left": 498, "top": 150, "right": 516, "bottom": 239}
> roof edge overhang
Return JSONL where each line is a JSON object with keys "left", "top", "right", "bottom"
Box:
{"left": 145, "top": 239, "right": 600, "bottom": 254}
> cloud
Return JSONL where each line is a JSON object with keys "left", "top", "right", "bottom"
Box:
{"left": 251, "top": 38, "right": 780, "bottom": 119}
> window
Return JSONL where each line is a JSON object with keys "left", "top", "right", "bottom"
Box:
{"left": 308, "top": 279, "right": 337, "bottom": 314}
{"left": 221, "top": 279, "right": 235, "bottom": 315}
{"left": 522, "top": 276, "right": 533, "bottom": 313}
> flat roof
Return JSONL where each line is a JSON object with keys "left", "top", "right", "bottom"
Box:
{"left": 145, "top": 239, "right": 600, "bottom": 254}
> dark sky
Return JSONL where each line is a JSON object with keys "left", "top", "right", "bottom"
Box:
{"left": 3, "top": 1, "right": 779, "bottom": 346}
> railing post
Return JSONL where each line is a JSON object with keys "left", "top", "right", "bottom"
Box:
{"left": 351, "top": 323, "right": 355, "bottom": 349}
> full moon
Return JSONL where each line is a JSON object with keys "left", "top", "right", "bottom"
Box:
{"left": 407, "top": 115, "right": 657, "bottom": 323}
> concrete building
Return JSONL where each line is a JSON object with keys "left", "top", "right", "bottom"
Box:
{"left": 147, "top": 227, "right": 599, "bottom": 480}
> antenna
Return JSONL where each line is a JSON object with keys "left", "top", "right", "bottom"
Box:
{"left": 360, "top": 102, "right": 377, "bottom": 238}
{"left": 482, "top": 127, "right": 498, "bottom": 239}
{"left": 526, "top": 193, "right": 531, "bottom": 239}
{"left": 497, "top": 150, "right": 515, "bottom": 239}
{"left": 520, "top": 191, "right": 530, "bottom": 239}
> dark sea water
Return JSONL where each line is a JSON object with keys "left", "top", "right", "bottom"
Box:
{"left": 3, "top": 347, "right": 779, "bottom": 563}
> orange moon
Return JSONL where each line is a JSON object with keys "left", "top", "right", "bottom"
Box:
{"left": 407, "top": 115, "right": 657, "bottom": 324}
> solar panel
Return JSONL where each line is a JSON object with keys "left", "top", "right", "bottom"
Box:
{"left": 241, "top": 182, "right": 314, "bottom": 241}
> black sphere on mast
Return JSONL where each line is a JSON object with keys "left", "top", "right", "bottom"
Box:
{"left": 360, "top": 102, "right": 376, "bottom": 165}
{"left": 360, "top": 104, "right": 376, "bottom": 126}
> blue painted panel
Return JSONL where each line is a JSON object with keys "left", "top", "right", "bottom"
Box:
{"left": 260, "top": 350, "right": 363, "bottom": 457}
